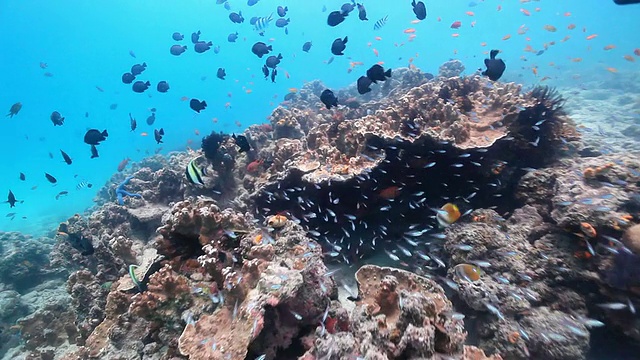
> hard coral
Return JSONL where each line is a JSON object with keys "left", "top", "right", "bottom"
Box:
{"left": 352, "top": 265, "right": 466, "bottom": 357}
{"left": 129, "top": 264, "right": 191, "bottom": 320}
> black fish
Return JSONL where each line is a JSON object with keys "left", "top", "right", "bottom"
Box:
{"left": 482, "top": 49, "right": 506, "bottom": 81}
{"left": 191, "top": 30, "right": 201, "bottom": 44}
{"left": 277, "top": 6, "right": 288, "bottom": 17}
{"left": 60, "top": 150, "right": 72, "bottom": 165}
{"left": 331, "top": 37, "right": 348, "bottom": 55}
{"left": 357, "top": 76, "right": 373, "bottom": 94}
{"left": 190, "top": 99, "right": 207, "bottom": 113}
{"left": 110, "top": 103, "right": 118, "bottom": 110}
{"left": 132, "top": 80, "right": 151, "bottom": 93}
{"left": 122, "top": 72, "right": 136, "bottom": 84}
{"left": 170, "top": 45, "right": 187, "bottom": 56}
{"left": 172, "top": 32, "right": 184, "bottom": 41}
{"left": 266, "top": 53, "right": 283, "bottom": 69}
{"left": 412, "top": 0, "right": 427, "bottom": 20}
{"left": 366, "top": 64, "right": 392, "bottom": 83}
{"left": 157, "top": 81, "right": 170, "bottom": 92}
{"left": 55, "top": 191, "right": 68, "bottom": 200}
{"left": 232, "top": 133, "right": 251, "bottom": 152}
{"left": 271, "top": 68, "right": 277, "bottom": 83}
{"left": 536, "top": 50, "right": 545, "bottom": 56}
{"left": 50, "top": 111, "right": 65, "bottom": 126}
{"left": 327, "top": 10, "right": 346, "bottom": 27}
{"left": 341, "top": 2, "right": 355, "bottom": 14}
{"left": 252, "top": 42, "right": 272, "bottom": 58}
{"left": 154, "top": 128, "right": 165, "bottom": 144}
{"left": 228, "top": 32, "right": 238, "bottom": 42}
{"left": 131, "top": 62, "right": 147, "bottom": 76}
{"left": 320, "top": 89, "right": 338, "bottom": 109}
{"left": 194, "top": 41, "right": 213, "bottom": 53}
{"left": 284, "top": 92, "right": 296, "bottom": 101}
{"left": 275, "top": 18, "right": 289, "bottom": 28}
{"left": 84, "top": 129, "right": 109, "bottom": 145}
{"left": 262, "top": 65, "right": 270, "bottom": 79}
{"left": 357, "top": 4, "right": 368, "bottom": 20}
{"left": 229, "top": 11, "right": 244, "bottom": 23}
{"left": 217, "top": 68, "right": 226, "bottom": 80}
{"left": 90, "top": 145, "right": 99, "bottom": 158}
{"left": 45, "top": 172, "right": 57, "bottom": 184}
{"left": 302, "top": 41, "right": 312, "bottom": 52}
{"left": 19, "top": 172, "right": 25, "bottom": 181}
{"left": 7, "top": 190, "right": 17, "bottom": 207}
{"left": 129, "top": 113, "right": 137, "bottom": 131}
{"left": 146, "top": 112, "right": 156, "bottom": 125}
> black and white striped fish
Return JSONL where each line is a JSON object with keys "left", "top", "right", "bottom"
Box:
{"left": 373, "top": 15, "right": 388, "bottom": 30}
{"left": 76, "top": 180, "right": 93, "bottom": 190}
{"left": 253, "top": 13, "right": 273, "bottom": 35}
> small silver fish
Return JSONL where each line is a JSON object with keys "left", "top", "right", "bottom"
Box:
{"left": 597, "top": 302, "right": 627, "bottom": 310}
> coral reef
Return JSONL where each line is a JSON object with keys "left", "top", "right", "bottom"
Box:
{"left": 5, "top": 63, "right": 640, "bottom": 360}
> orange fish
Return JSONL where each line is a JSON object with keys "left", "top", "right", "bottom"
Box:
{"left": 564, "top": 12, "right": 571, "bottom": 16}
{"left": 212, "top": 117, "right": 218, "bottom": 123}
{"left": 624, "top": 55, "right": 635, "bottom": 62}
{"left": 532, "top": 66, "right": 538, "bottom": 76}
{"left": 634, "top": 48, "right": 640, "bottom": 56}
{"left": 225, "top": 102, "right": 232, "bottom": 108}
{"left": 466, "top": 11, "right": 474, "bottom": 16}
{"left": 540, "top": 76, "right": 551, "bottom": 81}
{"left": 535, "top": 7, "right": 541, "bottom": 11}
{"left": 373, "top": 48, "right": 379, "bottom": 56}
{"left": 502, "top": 34, "right": 512, "bottom": 40}
{"left": 497, "top": 5, "right": 502, "bottom": 11}
{"left": 452, "top": 33, "right": 460, "bottom": 37}
{"left": 194, "top": 129, "right": 200, "bottom": 136}
{"left": 572, "top": 58, "right": 583, "bottom": 62}
{"left": 140, "top": 132, "right": 148, "bottom": 136}
{"left": 561, "top": 35, "right": 570, "bottom": 42}
{"left": 245, "top": 89, "right": 252, "bottom": 94}
{"left": 437, "top": 16, "right": 441, "bottom": 22}
{"left": 408, "top": 34, "right": 416, "bottom": 41}
{"left": 375, "top": 36, "right": 382, "bottom": 40}
{"left": 517, "top": 25, "right": 529, "bottom": 35}
{"left": 603, "top": 44, "right": 616, "bottom": 50}
{"left": 480, "top": 42, "right": 487, "bottom": 46}
{"left": 378, "top": 186, "right": 401, "bottom": 199}
{"left": 586, "top": 34, "right": 597, "bottom": 40}
{"left": 235, "top": 120, "right": 242, "bottom": 127}
{"left": 367, "top": 42, "right": 372, "bottom": 47}
{"left": 180, "top": 96, "right": 189, "bottom": 101}
{"left": 288, "top": 88, "right": 298, "bottom": 93}
{"left": 567, "top": 24, "right": 576, "bottom": 30}
{"left": 520, "top": 8, "right": 531, "bottom": 16}
{"left": 471, "top": 21, "right": 476, "bottom": 27}
{"left": 549, "top": 62, "right": 556, "bottom": 66}
{"left": 543, "top": 25, "right": 557, "bottom": 32}
{"left": 377, "top": 61, "right": 384, "bottom": 65}
{"left": 285, "top": 71, "right": 290, "bottom": 79}
{"left": 411, "top": 19, "right": 421, "bottom": 24}
{"left": 524, "top": 45, "right": 535, "bottom": 53}
{"left": 606, "top": 67, "right": 618, "bottom": 73}
{"left": 404, "top": 28, "right": 416, "bottom": 33}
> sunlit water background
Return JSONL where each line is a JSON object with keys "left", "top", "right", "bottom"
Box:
{"left": 0, "top": 0, "right": 638, "bottom": 235}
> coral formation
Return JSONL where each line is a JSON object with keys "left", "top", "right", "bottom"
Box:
{"left": 5, "top": 63, "right": 640, "bottom": 360}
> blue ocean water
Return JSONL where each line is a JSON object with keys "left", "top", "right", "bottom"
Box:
{"left": 0, "top": 0, "right": 638, "bottom": 235}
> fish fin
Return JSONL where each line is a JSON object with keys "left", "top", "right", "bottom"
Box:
{"left": 384, "top": 69, "right": 392, "bottom": 77}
